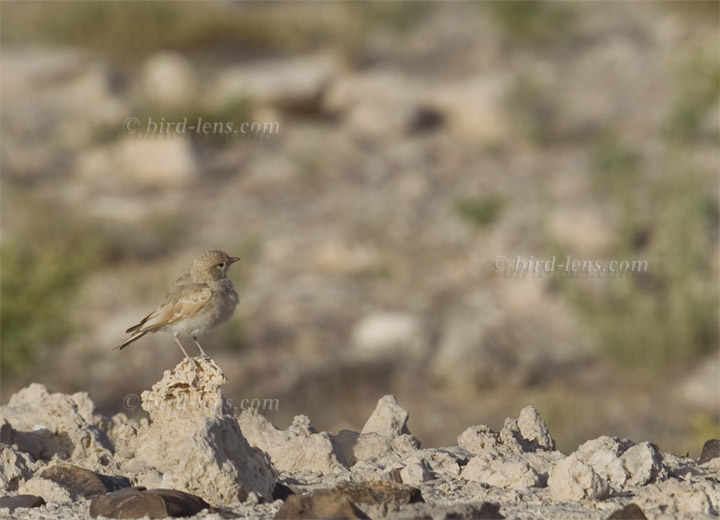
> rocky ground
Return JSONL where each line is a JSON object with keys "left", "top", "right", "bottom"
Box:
{"left": 1, "top": 0, "right": 718, "bottom": 465}
{"left": 1, "top": 358, "right": 718, "bottom": 519}
{"left": 1, "top": 7, "right": 717, "bottom": 518}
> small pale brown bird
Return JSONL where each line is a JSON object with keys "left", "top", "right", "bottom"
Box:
{"left": 116, "top": 250, "right": 240, "bottom": 358}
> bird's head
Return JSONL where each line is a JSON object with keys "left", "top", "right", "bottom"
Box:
{"left": 191, "top": 250, "right": 240, "bottom": 281}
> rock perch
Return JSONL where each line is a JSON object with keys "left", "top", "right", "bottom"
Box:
{"left": 118, "top": 357, "right": 275, "bottom": 505}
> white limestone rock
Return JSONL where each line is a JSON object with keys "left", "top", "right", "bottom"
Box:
{"left": 139, "top": 52, "right": 198, "bottom": 108}
{"left": 575, "top": 436, "right": 633, "bottom": 488}
{"left": 212, "top": 54, "right": 338, "bottom": 111}
{"left": 635, "top": 478, "right": 719, "bottom": 516}
{"left": 399, "top": 458, "right": 433, "bottom": 486}
{"left": 457, "top": 425, "right": 499, "bottom": 455}
{"left": 548, "top": 454, "right": 610, "bottom": 501}
{"left": 362, "top": 395, "right": 411, "bottom": 438}
{"left": 238, "top": 410, "right": 344, "bottom": 475}
{"left": 19, "top": 476, "right": 75, "bottom": 504}
{"left": 332, "top": 430, "right": 393, "bottom": 467}
{"left": 78, "top": 137, "right": 200, "bottom": 189}
{"left": 462, "top": 453, "right": 541, "bottom": 489}
{"left": 459, "top": 406, "right": 555, "bottom": 458}
{"left": 428, "top": 74, "right": 512, "bottom": 144}
{"left": 350, "top": 312, "right": 428, "bottom": 361}
{"left": 426, "top": 449, "right": 463, "bottom": 478}
{"left": 0, "top": 444, "right": 35, "bottom": 492}
{"left": 573, "top": 436, "right": 666, "bottom": 489}
{"left": 127, "top": 358, "right": 275, "bottom": 505}
{"left": 0, "top": 383, "right": 112, "bottom": 464}
{"left": 620, "top": 442, "right": 666, "bottom": 486}
{"left": 323, "top": 70, "right": 424, "bottom": 140}
{"left": 517, "top": 406, "right": 556, "bottom": 451}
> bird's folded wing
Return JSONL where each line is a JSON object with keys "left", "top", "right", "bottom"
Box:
{"left": 132, "top": 284, "right": 212, "bottom": 332}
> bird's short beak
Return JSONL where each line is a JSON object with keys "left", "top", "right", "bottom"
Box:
{"left": 229, "top": 256, "right": 241, "bottom": 264}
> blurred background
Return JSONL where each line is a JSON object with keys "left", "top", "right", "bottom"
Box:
{"left": 1, "top": 1, "right": 718, "bottom": 456}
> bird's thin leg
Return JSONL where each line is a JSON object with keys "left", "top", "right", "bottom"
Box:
{"left": 192, "top": 336, "right": 208, "bottom": 357}
{"left": 173, "top": 335, "right": 192, "bottom": 359}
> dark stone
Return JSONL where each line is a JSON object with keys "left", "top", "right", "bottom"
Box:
{"left": 40, "top": 464, "right": 131, "bottom": 498}
{"left": 0, "top": 495, "right": 45, "bottom": 511}
{"left": 699, "top": 439, "right": 720, "bottom": 464}
{"left": 90, "top": 487, "right": 209, "bottom": 518}
{"left": 444, "top": 503, "right": 503, "bottom": 519}
{"left": 274, "top": 490, "right": 369, "bottom": 519}
{"left": 476, "top": 503, "right": 504, "bottom": 519}
{"left": 410, "top": 107, "right": 445, "bottom": 133}
{"left": 607, "top": 503, "right": 648, "bottom": 520}
{"left": 333, "top": 481, "right": 424, "bottom": 506}
{"left": 272, "top": 482, "right": 295, "bottom": 501}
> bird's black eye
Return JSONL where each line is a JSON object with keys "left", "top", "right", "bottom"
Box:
{"left": 218, "top": 262, "right": 225, "bottom": 268}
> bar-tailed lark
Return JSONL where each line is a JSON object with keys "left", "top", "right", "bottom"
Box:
{"left": 116, "top": 250, "right": 240, "bottom": 358}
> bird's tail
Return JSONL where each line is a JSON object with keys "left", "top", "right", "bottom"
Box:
{"left": 115, "top": 330, "right": 148, "bottom": 351}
